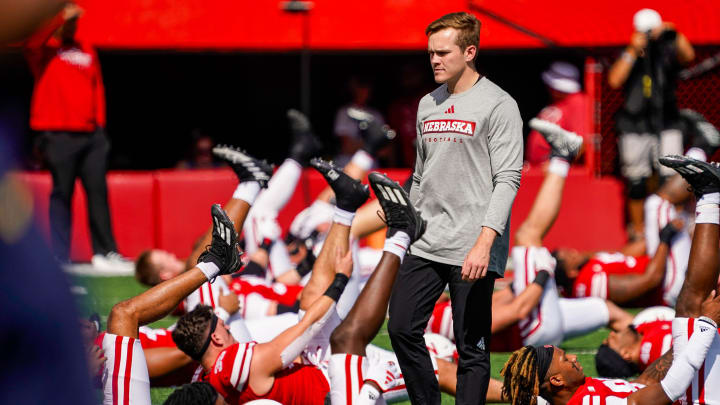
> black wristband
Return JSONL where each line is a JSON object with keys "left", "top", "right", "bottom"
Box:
{"left": 323, "top": 273, "right": 350, "bottom": 301}
{"left": 659, "top": 223, "right": 678, "bottom": 245}
{"left": 533, "top": 270, "right": 551, "bottom": 288}
{"left": 259, "top": 238, "right": 274, "bottom": 252}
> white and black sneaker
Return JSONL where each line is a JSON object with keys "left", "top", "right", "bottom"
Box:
{"left": 369, "top": 172, "right": 426, "bottom": 242}
{"left": 347, "top": 107, "right": 396, "bottom": 155}
{"left": 213, "top": 145, "right": 273, "bottom": 188}
{"left": 310, "top": 158, "right": 369, "bottom": 212}
{"left": 91, "top": 251, "right": 134, "bottom": 275}
{"left": 198, "top": 204, "right": 243, "bottom": 275}
{"left": 529, "top": 118, "right": 583, "bottom": 161}
{"left": 659, "top": 155, "right": 720, "bottom": 197}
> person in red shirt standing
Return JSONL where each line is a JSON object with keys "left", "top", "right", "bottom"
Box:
{"left": 526, "top": 62, "right": 589, "bottom": 166}
{"left": 24, "top": 3, "right": 129, "bottom": 271}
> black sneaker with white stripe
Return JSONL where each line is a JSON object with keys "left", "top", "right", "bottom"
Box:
{"left": 212, "top": 145, "right": 273, "bottom": 188}
{"left": 528, "top": 118, "right": 583, "bottom": 161}
{"left": 369, "top": 172, "right": 426, "bottom": 243}
{"left": 310, "top": 158, "right": 369, "bottom": 212}
{"left": 659, "top": 155, "right": 720, "bottom": 197}
{"left": 198, "top": 204, "right": 242, "bottom": 275}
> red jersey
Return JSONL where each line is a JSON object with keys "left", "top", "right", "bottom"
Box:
{"left": 526, "top": 92, "right": 589, "bottom": 165}
{"left": 229, "top": 277, "right": 303, "bottom": 308}
{"left": 572, "top": 253, "right": 650, "bottom": 299}
{"left": 636, "top": 320, "right": 672, "bottom": 370}
{"left": 209, "top": 342, "right": 329, "bottom": 405}
{"left": 24, "top": 15, "right": 106, "bottom": 132}
{"left": 567, "top": 377, "right": 644, "bottom": 405}
{"left": 426, "top": 300, "right": 454, "bottom": 341}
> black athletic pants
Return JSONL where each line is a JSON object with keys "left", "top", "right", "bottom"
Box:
{"left": 388, "top": 254, "right": 496, "bottom": 405}
{"left": 41, "top": 129, "right": 116, "bottom": 261}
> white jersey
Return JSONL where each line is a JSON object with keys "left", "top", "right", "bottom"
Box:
{"left": 102, "top": 333, "right": 151, "bottom": 405}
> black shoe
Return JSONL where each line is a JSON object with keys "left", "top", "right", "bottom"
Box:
{"left": 528, "top": 118, "right": 583, "bottom": 161}
{"left": 310, "top": 157, "right": 369, "bottom": 212}
{"left": 198, "top": 204, "right": 243, "bottom": 276}
{"left": 287, "top": 109, "right": 323, "bottom": 166}
{"left": 368, "top": 172, "right": 426, "bottom": 243}
{"left": 346, "top": 107, "right": 396, "bottom": 155}
{"left": 659, "top": 155, "right": 720, "bottom": 197}
{"left": 680, "top": 109, "right": 720, "bottom": 158}
{"left": 213, "top": 145, "right": 273, "bottom": 188}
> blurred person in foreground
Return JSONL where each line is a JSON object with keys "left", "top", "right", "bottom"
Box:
{"left": 24, "top": 2, "right": 131, "bottom": 272}
{"left": 526, "top": 62, "right": 589, "bottom": 166}
{"left": 608, "top": 8, "right": 695, "bottom": 239}
{"left": 388, "top": 11, "right": 523, "bottom": 405}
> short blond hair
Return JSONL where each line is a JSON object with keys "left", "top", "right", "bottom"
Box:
{"left": 426, "top": 12, "right": 481, "bottom": 52}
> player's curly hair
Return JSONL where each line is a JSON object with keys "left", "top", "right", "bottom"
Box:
{"left": 425, "top": 12, "right": 481, "bottom": 53}
{"left": 134, "top": 250, "right": 161, "bottom": 286}
{"left": 501, "top": 346, "right": 541, "bottom": 405}
{"left": 172, "top": 305, "right": 214, "bottom": 359}
{"left": 163, "top": 382, "right": 217, "bottom": 405}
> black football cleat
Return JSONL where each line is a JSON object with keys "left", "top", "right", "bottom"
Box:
{"left": 310, "top": 158, "right": 369, "bottom": 212}
{"left": 287, "top": 109, "right": 323, "bottom": 166}
{"left": 680, "top": 109, "right": 720, "bottom": 159}
{"left": 659, "top": 155, "right": 720, "bottom": 197}
{"left": 528, "top": 118, "right": 583, "bottom": 161}
{"left": 198, "top": 204, "right": 243, "bottom": 277}
{"left": 346, "top": 107, "right": 396, "bottom": 155}
{"left": 213, "top": 145, "right": 273, "bottom": 188}
{"left": 368, "top": 172, "right": 426, "bottom": 243}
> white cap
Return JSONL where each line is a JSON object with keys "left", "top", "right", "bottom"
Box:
{"left": 541, "top": 62, "right": 580, "bottom": 94}
{"left": 633, "top": 8, "right": 662, "bottom": 33}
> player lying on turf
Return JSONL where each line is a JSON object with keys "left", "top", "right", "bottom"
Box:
{"left": 101, "top": 204, "right": 245, "bottom": 405}
{"left": 499, "top": 155, "right": 720, "bottom": 405}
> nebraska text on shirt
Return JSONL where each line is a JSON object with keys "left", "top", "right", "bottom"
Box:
{"left": 422, "top": 119, "right": 476, "bottom": 136}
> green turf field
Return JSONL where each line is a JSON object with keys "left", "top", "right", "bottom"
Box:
{"left": 74, "top": 275, "right": 616, "bottom": 405}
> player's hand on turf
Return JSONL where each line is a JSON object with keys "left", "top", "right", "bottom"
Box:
{"left": 335, "top": 246, "right": 353, "bottom": 278}
{"left": 219, "top": 292, "right": 241, "bottom": 315}
{"left": 701, "top": 289, "right": 720, "bottom": 324}
{"left": 462, "top": 228, "right": 497, "bottom": 281}
{"left": 87, "top": 345, "right": 106, "bottom": 378}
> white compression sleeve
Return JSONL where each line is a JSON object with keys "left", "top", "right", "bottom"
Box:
{"left": 661, "top": 317, "right": 717, "bottom": 401}
{"left": 254, "top": 158, "right": 303, "bottom": 213}
{"left": 280, "top": 302, "right": 338, "bottom": 367}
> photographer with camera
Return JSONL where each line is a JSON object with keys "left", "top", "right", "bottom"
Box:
{"left": 608, "top": 8, "right": 694, "bottom": 240}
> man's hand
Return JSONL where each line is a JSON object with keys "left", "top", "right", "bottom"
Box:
{"left": 218, "top": 292, "right": 240, "bottom": 315}
{"left": 701, "top": 289, "right": 720, "bottom": 324}
{"left": 461, "top": 227, "right": 497, "bottom": 282}
{"left": 629, "top": 32, "right": 648, "bottom": 55}
{"left": 62, "top": 3, "right": 83, "bottom": 20}
{"left": 87, "top": 345, "right": 106, "bottom": 378}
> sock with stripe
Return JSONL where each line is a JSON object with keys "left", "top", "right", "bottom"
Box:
{"left": 197, "top": 262, "right": 220, "bottom": 281}
{"left": 696, "top": 192, "right": 720, "bottom": 225}
{"left": 383, "top": 231, "right": 411, "bottom": 262}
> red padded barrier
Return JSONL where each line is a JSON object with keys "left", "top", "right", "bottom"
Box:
{"left": 14, "top": 168, "right": 627, "bottom": 262}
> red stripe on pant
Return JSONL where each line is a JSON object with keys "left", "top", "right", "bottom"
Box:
{"left": 112, "top": 335, "right": 123, "bottom": 405}
{"left": 345, "top": 355, "right": 353, "bottom": 405}
{"left": 123, "top": 338, "right": 135, "bottom": 405}
{"left": 686, "top": 318, "right": 695, "bottom": 404}
{"left": 357, "top": 356, "right": 363, "bottom": 396}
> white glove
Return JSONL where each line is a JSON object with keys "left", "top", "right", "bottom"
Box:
{"left": 364, "top": 357, "right": 402, "bottom": 393}
{"left": 534, "top": 247, "right": 557, "bottom": 276}
{"left": 289, "top": 201, "right": 334, "bottom": 239}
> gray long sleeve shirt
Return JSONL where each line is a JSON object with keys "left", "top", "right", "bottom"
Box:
{"left": 409, "top": 77, "right": 523, "bottom": 275}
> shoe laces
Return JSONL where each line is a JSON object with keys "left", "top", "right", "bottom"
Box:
{"left": 376, "top": 203, "right": 410, "bottom": 230}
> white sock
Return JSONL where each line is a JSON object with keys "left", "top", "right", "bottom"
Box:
{"left": 686, "top": 147, "right": 708, "bottom": 162}
{"left": 334, "top": 207, "right": 356, "bottom": 226}
{"left": 197, "top": 262, "right": 220, "bottom": 281}
{"left": 357, "top": 383, "right": 382, "bottom": 405}
{"left": 253, "top": 159, "right": 302, "bottom": 212}
{"left": 351, "top": 150, "right": 375, "bottom": 171}
{"left": 548, "top": 157, "right": 570, "bottom": 178}
{"left": 696, "top": 193, "right": 720, "bottom": 224}
{"left": 232, "top": 182, "right": 261, "bottom": 204}
{"left": 383, "top": 231, "right": 411, "bottom": 262}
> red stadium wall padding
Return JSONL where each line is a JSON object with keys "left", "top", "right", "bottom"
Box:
{"left": 12, "top": 171, "right": 154, "bottom": 261}
{"left": 14, "top": 168, "right": 626, "bottom": 262}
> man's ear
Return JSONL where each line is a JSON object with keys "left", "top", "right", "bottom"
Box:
{"left": 548, "top": 372, "right": 565, "bottom": 388}
{"left": 464, "top": 44, "right": 477, "bottom": 63}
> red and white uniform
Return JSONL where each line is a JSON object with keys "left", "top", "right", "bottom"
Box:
{"left": 644, "top": 194, "right": 691, "bottom": 306}
{"left": 208, "top": 342, "right": 330, "bottom": 405}
{"left": 426, "top": 300, "right": 454, "bottom": 341}
{"left": 102, "top": 333, "right": 151, "bottom": 405}
{"left": 566, "top": 377, "right": 644, "bottom": 405}
{"left": 636, "top": 320, "right": 673, "bottom": 370}
{"left": 229, "top": 277, "right": 302, "bottom": 320}
{"left": 511, "top": 246, "right": 564, "bottom": 346}
{"left": 670, "top": 317, "right": 720, "bottom": 404}
{"left": 572, "top": 253, "right": 650, "bottom": 299}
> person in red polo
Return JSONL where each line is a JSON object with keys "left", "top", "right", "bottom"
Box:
{"left": 25, "top": 3, "right": 130, "bottom": 272}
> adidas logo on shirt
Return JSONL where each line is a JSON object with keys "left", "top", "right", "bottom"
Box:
{"left": 444, "top": 105, "right": 455, "bottom": 114}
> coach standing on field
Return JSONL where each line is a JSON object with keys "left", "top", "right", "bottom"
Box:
{"left": 388, "top": 12, "right": 522, "bottom": 404}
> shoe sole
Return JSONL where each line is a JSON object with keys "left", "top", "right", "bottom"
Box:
{"left": 659, "top": 155, "right": 720, "bottom": 182}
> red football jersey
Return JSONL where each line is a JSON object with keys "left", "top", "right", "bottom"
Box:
{"left": 636, "top": 320, "right": 673, "bottom": 370}
{"left": 572, "top": 253, "right": 649, "bottom": 299}
{"left": 209, "top": 342, "right": 329, "bottom": 405}
{"left": 229, "top": 278, "right": 303, "bottom": 308}
{"left": 567, "top": 377, "right": 644, "bottom": 405}
{"left": 426, "top": 300, "right": 454, "bottom": 341}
